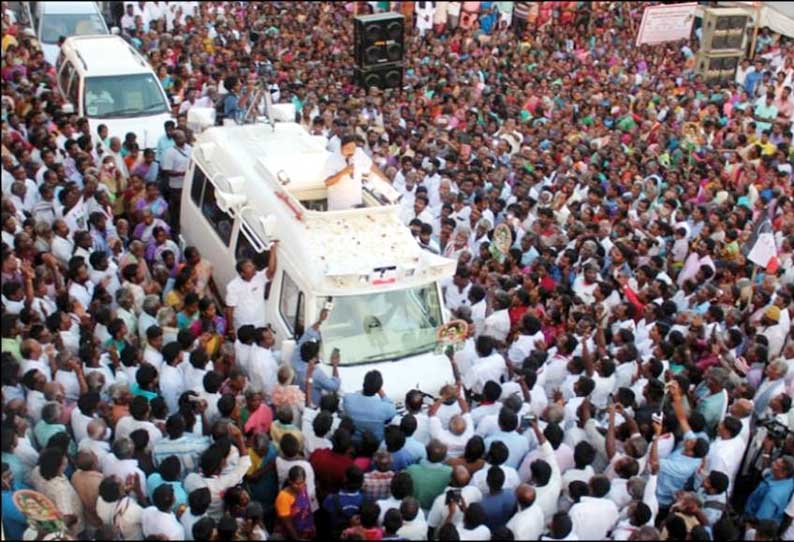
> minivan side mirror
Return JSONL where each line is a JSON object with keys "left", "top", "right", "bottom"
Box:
{"left": 110, "top": 26, "right": 120, "bottom": 35}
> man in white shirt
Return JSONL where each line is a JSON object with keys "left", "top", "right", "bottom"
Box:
{"left": 462, "top": 336, "right": 508, "bottom": 397}
{"left": 483, "top": 291, "right": 511, "bottom": 346}
{"left": 160, "top": 130, "right": 191, "bottom": 229}
{"left": 67, "top": 262, "right": 95, "bottom": 309}
{"left": 142, "top": 484, "right": 185, "bottom": 540}
{"left": 572, "top": 265, "right": 600, "bottom": 305}
{"left": 225, "top": 248, "right": 278, "bottom": 332}
{"left": 77, "top": 419, "right": 112, "bottom": 465}
{"left": 120, "top": 3, "right": 137, "bottom": 31}
{"left": 245, "top": 327, "right": 276, "bottom": 396}
{"left": 443, "top": 267, "right": 472, "bottom": 312}
{"left": 233, "top": 326, "right": 255, "bottom": 379}
{"left": 114, "top": 396, "right": 163, "bottom": 451}
{"left": 525, "top": 419, "right": 562, "bottom": 520}
{"left": 184, "top": 427, "right": 252, "bottom": 520}
{"left": 50, "top": 219, "right": 75, "bottom": 267}
{"left": 506, "top": 484, "right": 545, "bottom": 541}
{"left": 568, "top": 475, "right": 619, "bottom": 540}
{"left": 158, "top": 344, "right": 184, "bottom": 416}
{"left": 323, "top": 135, "right": 380, "bottom": 211}
{"left": 426, "top": 465, "right": 482, "bottom": 531}
{"left": 102, "top": 437, "right": 147, "bottom": 490}
{"left": 508, "top": 315, "right": 545, "bottom": 368}
{"left": 428, "top": 388, "right": 473, "bottom": 459}
{"left": 701, "top": 416, "right": 745, "bottom": 493}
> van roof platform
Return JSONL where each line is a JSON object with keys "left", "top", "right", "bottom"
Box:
{"left": 190, "top": 122, "right": 456, "bottom": 293}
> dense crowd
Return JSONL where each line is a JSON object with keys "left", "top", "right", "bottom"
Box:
{"left": 2, "top": 1, "right": 794, "bottom": 540}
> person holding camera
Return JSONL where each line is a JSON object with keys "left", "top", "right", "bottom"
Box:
{"left": 426, "top": 464, "right": 483, "bottom": 537}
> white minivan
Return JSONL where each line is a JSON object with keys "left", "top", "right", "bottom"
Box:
{"left": 31, "top": 1, "right": 110, "bottom": 66}
{"left": 178, "top": 113, "right": 458, "bottom": 403}
{"left": 56, "top": 35, "right": 172, "bottom": 148}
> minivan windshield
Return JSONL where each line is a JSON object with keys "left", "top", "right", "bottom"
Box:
{"left": 319, "top": 284, "right": 443, "bottom": 365}
{"left": 84, "top": 74, "right": 169, "bottom": 119}
{"left": 40, "top": 14, "right": 106, "bottom": 44}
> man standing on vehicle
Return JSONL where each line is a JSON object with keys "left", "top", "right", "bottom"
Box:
{"left": 322, "top": 135, "right": 385, "bottom": 211}
{"left": 225, "top": 245, "right": 278, "bottom": 335}
{"left": 160, "top": 129, "right": 191, "bottom": 233}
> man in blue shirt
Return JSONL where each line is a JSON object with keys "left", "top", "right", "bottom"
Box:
{"left": 479, "top": 466, "right": 517, "bottom": 531}
{"left": 649, "top": 381, "right": 710, "bottom": 508}
{"left": 384, "top": 426, "right": 418, "bottom": 472}
{"left": 343, "top": 370, "right": 397, "bottom": 443}
{"left": 151, "top": 414, "right": 210, "bottom": 479}
{"left": 484, "top": 407, "right": 529, "bottom": 470}
{"left": 146, "top": 455, "right": 188, "bottom": 510}
{"left": 1, "top": 462, "right": 28, "bottom": 540}
{"left": 743, "top": 59, "right": 765, "bottom": 96}
{"left": 400, "top": 414, "right": 428, "bottom": 464}
{"left": 221, "top": 76, "right": 243, "bottom": 124}
{"left": 155, "top": 120, "right": 175, "bottom": 163}
{"left": 291, "top": 310, "right": 341, "bottom": 407}
{"left": 745, "top": 457, "right": 794, "bottom": 524}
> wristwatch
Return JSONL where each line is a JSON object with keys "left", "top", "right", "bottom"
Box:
{"left": 307, "top": 378, "right": 314, "bottom": 384}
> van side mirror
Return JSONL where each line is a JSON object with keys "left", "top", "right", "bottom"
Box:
{"left": 110, "top": 26, "right": 120, "bottom": 35}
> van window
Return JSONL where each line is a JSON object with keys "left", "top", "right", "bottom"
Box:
{"left": 58, "top": 62, "right": 74, "bottom": 97}
{"left": 190, "top": 165, "right": 207, "bottom": 206}
{"left": 84, "top": 74, "right": 168, "bottom": 118}
{"left": 279, "top": 272, "right": 305, "bottom": 338}
{"left": 190, "top": 165, "right": 233, "bottom": 246}
{"left": 40, "top": 13, "right": 106, "bottom": 44}
{"left": 68, "top": 75, "right": 80, "bottom": 107}
{"left": 235, "top": 231, "right": 259, "bottom": 261}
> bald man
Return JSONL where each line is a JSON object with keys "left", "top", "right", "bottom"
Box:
{"left": 406, "top": 439, "right": 453, "bottom": 511}
{"left": 20, "top": 338, "right": 53, "bottom": 381}
{"left": 397, "top": 497, "right": 428, "bottom": 541}
{"left": 728, "top": 398, "right": 753, "bottom": 445}
{"left": 429, "top": 386, "right": 473, "bottom": 459}
{"left": 78, "top": 418, "right": 111, "bottom": 465}
{"left": 506, "top": 483, "right": 544, "bottom": 540}
{"left": 71, "top": 451, "right": 103, "bottom": 530}
{"left": 427, "top": 465, "right": 482, "bottom": 534}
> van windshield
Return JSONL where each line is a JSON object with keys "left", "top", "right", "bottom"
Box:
{"left": 84, "top": 74, "right": 169, "bottom": 118}
{"left": 40, "top": 14, "right": 106, "bottom": 44}
{"left": 319, "top": 284, "right": 443, "bottom": 365}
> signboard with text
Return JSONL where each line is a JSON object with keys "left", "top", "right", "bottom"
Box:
{"left": 636, "top": 3, "right": 698, "bottom": 46}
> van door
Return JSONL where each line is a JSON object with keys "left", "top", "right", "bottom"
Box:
{"left": 67, "top": 73, "right": 81, "bottom": 114}
{"left": 183, "top": 163, "right": 237, "bottom": 292}
{"left": 278, "top": 271, "right": 305, "bottom": 340}
{"left": 57, "top": 60, "right": 74, "bottom": 101}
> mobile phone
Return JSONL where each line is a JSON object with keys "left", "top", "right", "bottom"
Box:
{"left": 652, "top": 412, "right": 663, "bottom": 425}
{"left": 324, "top": 298, "right": 334, "bottom": 312}
{"left": 519, "top": 415, "right": 535, "bottom": 432}
{"left": 446, "top": 489, "right": 462, "bottom": 504}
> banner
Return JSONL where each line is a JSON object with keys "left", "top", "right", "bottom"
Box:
{"left": 747, "top": 232, "right": 778, "bottom": 269}
{"left": 636, "top": 3, "right": 698, "bottom": 46}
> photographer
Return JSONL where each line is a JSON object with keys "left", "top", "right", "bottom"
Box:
{"left": 740, "top": 393, "right": 794, "bottom": 488}
{"left": 744, "top": 456, "right": 794, "bottom": 526}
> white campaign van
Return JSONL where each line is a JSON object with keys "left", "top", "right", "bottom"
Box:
{"left": 55, "top": 35, "right": 171, "bottom": 148}
{"left": 179, "top": 108, "right": 457, "bottom": 403}
{"left": 31, "top": 1, "right": 110, "bottom": 66}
